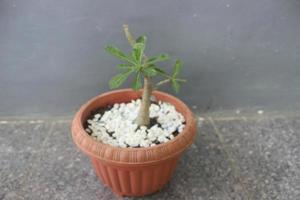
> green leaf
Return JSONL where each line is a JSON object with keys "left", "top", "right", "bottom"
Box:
{"left": 143, "top": 66, "right": 157, "bottom": 76}
{"left": 172, "top": 59, "right": 182, "bottom": 78}
{"left": 153, "top": 67, "right": 168, "bottom": 76}
{"left": 171, "top": 79, "right": 180, "bottom": 93}
{"left": 147, "top": 54, "right": 169, "bottom": 65}
{"left": 136, "top": 36, "right": 147, "bottom": 45}
{"left": 132, "top": 73, "right": 142, "bottom": 90}
{"left": 132, "top": 43, "right": 145, "bottom": 63}
{"left": 105, "top": 45, "right": 135, "bottom": 64}
{"left": 117, "top": 64, "right": 133, "bottom": 69}
{"left": 109, "top": 70, "right": 132, "bottom": 89}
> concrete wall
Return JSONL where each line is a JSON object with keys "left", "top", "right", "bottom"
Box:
{"left": 1, "top": 0, "right": 300, "bottom": 117}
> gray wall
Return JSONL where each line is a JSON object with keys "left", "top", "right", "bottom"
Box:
{"left": 1, "top": 0, "right": 300, "bottom": 117}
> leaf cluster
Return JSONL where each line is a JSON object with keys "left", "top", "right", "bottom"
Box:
{"left": 105, "top": 35, "right": 185, "bottom": 93}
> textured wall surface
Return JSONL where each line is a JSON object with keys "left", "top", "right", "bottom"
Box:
{"left": 1, "top": 0, "right": 300, "bottom": 116}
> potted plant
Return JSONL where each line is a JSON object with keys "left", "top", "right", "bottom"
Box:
{"left": 71, "top": 25, "right": 197, "bottom": 197}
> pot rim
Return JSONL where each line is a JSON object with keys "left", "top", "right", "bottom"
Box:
{"left": 71, "top": 89, "right": 197, "bottom": 165}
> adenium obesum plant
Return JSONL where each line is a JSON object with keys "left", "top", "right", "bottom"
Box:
{"left": 105, "top": 25, "right": 186, "bottom": 127}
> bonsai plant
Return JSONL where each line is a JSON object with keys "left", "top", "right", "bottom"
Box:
{"left": 71, "top": 25, "right": 197, "bottom": 197}
{"left": 106, "top": 24, "right": 186, "bottom": 127}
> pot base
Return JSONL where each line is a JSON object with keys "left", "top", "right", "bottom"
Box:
{"left": 90, "top": 155, "right": 180, "bottom": 197}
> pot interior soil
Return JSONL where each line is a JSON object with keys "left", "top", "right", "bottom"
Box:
{"left": 84, "top": 99, "right": 185, "bottom": 148}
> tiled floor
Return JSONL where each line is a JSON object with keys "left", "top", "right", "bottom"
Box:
{"left": 1, "top": 113, "right": 299, "bottom": 200}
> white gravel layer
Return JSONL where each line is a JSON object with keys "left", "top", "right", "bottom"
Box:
{"left": 85, "top": 99, "right": 185, "bottom": 148}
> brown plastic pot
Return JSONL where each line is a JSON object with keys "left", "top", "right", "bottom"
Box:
{"left": 71, "top": 89, "right": 197, "bottom": 197}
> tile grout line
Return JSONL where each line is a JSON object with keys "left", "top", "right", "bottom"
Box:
{"left": 0, "top": 119, "right": 71, "bottom": 124}
{"left": 242, "top": 116, "right": 248, "bottom": 122}
{"left": 1, "top": 111, "right": 300, "bottom": 124}
{"left": 208, "top": 117, "right": 253, "bottom": 200}
{"left": 1, "top": 112, "right": 300, "bottom": 124}
{"left": 201, "top": 111, "right": 300, "bottom": 122}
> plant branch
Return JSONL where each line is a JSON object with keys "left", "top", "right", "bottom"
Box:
{"left": 156, "top": 77, "right": 186, "bottom": 85}
{"left": 175, "top": 78, "right": 187, "bottom": 82}
{"left": 154, "top": 78, "right": 186, "bottom": 90}
{"left": 123, "top": 24, "right": 136, "bottom": 47}
{"left": 123, "top": 24, "right": 148, "bottom": 63}
{"left": 156, "top": 79, "right": 170, "bottom": 87}
{"left": 123, "top": 24, "right": 152, "bottom": 127}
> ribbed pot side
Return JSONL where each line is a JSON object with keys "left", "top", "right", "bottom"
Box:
{"left": 71, "top": 89, "right": 197, "bottom": 197}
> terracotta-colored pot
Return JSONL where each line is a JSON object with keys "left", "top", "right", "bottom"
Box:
{"left": 71, "top": 89, "right": 197, "bottom": 197}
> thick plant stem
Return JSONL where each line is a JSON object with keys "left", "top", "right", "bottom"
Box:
{"left": 123, "top": 24, "right": 152, "bottom": 127}
{"left": 136, "top": 76, "right": 152, "bottom": 127}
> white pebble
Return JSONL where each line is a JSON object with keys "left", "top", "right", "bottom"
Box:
{"left": 257, "top": 110, "right": 264, "bottom": 114}
{"left": 198, "top": 117, "right": 205, "bottom": 121}
{"left": 158, "top": 135, "right": 167, "bottom": 143}
{"left": 85, "top": 128, "right": 91, "bottom": 133}
{"left": 94, "top": 114, "right": 101, "bottom": 119}
{"left": 87, "top": 99, "right": 185, "bottom": 148}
